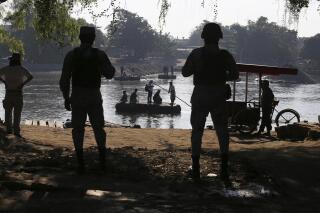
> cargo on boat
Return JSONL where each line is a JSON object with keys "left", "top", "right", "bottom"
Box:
{"left": 115, "top": 102, "right": 181, "bottom": 114}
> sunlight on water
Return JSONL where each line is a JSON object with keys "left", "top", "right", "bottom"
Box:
{"left": 0, "top": 71, "right": 319, "bottom": 129}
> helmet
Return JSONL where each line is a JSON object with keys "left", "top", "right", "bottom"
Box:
{"left": 201, "top": 23, "right": 223, "bottom": 41}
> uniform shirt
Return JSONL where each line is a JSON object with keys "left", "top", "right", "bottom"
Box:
{"left": 60, "top": 45, "right": 115, "bottom": 100}
{"left": 182, "top": 46, "right": 239, "bottom": 85}
{"left": 0, "top": 65, "right": 33, "bottom": 90}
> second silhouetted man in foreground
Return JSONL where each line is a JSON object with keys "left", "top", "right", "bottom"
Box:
{"left": 182, "top": 23, "right": 239, "bottom": 181}
{"left": 60, "top": 26, "right": 115, "bottom": 173}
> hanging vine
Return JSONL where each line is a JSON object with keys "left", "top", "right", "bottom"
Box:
{"left": 0, "top": 0, "right": 318, "bottom": 51}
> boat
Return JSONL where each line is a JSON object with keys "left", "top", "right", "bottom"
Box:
{"left": 115, "top": 102, "right": 181, "bottom": 114}
{"left": 158, "top": 74, "right": 176, "bottom": 79}
{"left": 114, "top": 76, "right": 141, "bottom": 81}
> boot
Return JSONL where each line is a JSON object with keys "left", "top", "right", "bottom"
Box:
{"left": 220, "top": 153, "right": 229, "bottom": 180}
{"left": 98, "top": 147, "right": 106, "bottom": 171}
{"left": 75, "top": 149, "right": 85, "bottom": 174}
{"left": 191, "top": 155, "right": 200, "bottom": 181}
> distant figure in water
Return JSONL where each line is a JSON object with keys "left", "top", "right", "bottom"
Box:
{"left": 0, "top": 53, "right": 33, "bottom": 137}
{"left": 163, "top": 66, "right": 169, "bottom": 76}
{"left": 120, "top": 90, "right": 128, "bottom": 103}
{"left": 130, "top": 89, "right": 138, "bottom": 104}
{"left": 182, "top": 23, "right": 239, "bottom": 181}
{"left": 145, "top": 80, "right": 154, "bottom": 104}
{"left": 168, "top": 81, "right": 176, "bottom": 105}
{"left": 60, "top": 26, "right": 115, "bottom": 173}
{"left": 170, "top": 66, "right": 174, "bottom": 76}
{"left": 153, "top": 89, "right": 162, "bottom": 104}
{"left": 256, "top": 80, "right": 274, "bottom": 136}
{"left": 120, "top": 66, "right": 124, "bottom": 77}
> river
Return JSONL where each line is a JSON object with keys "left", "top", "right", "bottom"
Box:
{"left": 0, "top": 71, "right": 319, "bottom": 129}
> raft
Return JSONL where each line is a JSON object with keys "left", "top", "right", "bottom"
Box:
{"left": 115, "top": 102, "right": 181, "bottom": 114}
{"left": 158, "top": 74, "right": 176, "bottom": 79}
{"left": 114, "top": 76, "right": 140, "bottom": 81}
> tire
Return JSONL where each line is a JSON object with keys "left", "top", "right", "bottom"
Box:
{"left": 233, "top": 109, "right": 259, "bottom": 135}
{"left": 275, "top": 109, "right": 300, "bottom": 127}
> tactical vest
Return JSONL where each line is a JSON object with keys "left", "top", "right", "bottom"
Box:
{"left": 72, "top": 47, "right": 101, "bottom": 89}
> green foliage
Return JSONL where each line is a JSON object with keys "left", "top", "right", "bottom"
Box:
{"left": 300, "top": 34, "right": 320, "bottom": 61}
{"left": 0, "top": 26, "right": 24, "bottom": 54}
{"left": 107, "top": 9, "right": 176, "bottom": 61}
{"left": 188, "top": 17, "right": 299, "bottom": 66}
{"left": 233, "top": 17, "right": 299, "bottom": 65}
{"left": 0, "top": 0, "right": 318, "bottom": 56}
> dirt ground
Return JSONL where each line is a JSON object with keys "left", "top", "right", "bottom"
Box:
{"left": 1, "top": 125, "right": 320, "bottom": 213}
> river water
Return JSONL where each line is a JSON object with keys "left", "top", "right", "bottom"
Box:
{"left": 0, "top": 71, "right": 319, "bottom": 129}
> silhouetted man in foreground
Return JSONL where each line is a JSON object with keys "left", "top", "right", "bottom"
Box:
{"left": 257, "top": 80, "right": 274, "bottom": 136}
{"left": 0, "top": 53, "right": 33, "bottom": 137}
{"left": 182, "top": 23, "right": 239, "bottom": 181}
{"left": 60, "top": 26, "right": 115, "bottom": 173}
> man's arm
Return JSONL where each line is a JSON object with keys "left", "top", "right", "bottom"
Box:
{"left": 224, "top": 51, "right": 239, "bottom": 81}
{"left": 0, "top": 66, "right": 8, "bottom": 84}
{"left": 182, "top": 51, "right": 195, "bottom": 77}
{"left": 99, "top": 51, "right": 115, "bottom": 79}
{"left": 21, "top": 67, "right": 33, "bottom": 88}
{"left": 59, "top": 51, "right": 73, "bottom": 100}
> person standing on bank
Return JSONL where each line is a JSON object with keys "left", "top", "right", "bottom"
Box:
{"left": 0, "top": 53, "right": 33, "bottom": 137}
{"left": 60, "top": 26, "right": 115, "bottom": 173}
{"left": 182, "top": 23, "right": 239, "bottom": 181}
{"left": 256, "top": 80, "right": 274, "bottom": 136}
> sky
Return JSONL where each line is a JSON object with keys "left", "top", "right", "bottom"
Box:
{"left": 78, "top": 0, "right": 320, "bottom": 38}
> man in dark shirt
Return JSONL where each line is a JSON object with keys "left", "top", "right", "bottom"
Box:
{"left": 130, "top": 89, "right": 138, "bottom": 104}
{"left": 257, "top": 80, "right": 274, "bottom": 136}
{"left": 182, "top": 23, "right": 239, "bottom": 181}
{"left": 60, "top": 26, "right": 115, "bottom": 173}
{"left": 120, "top": 91, "right": 128, "bottom": 103}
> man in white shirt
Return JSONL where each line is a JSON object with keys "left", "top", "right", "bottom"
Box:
{"left": 0, "top": 53, "right": 33, "bottom": 137}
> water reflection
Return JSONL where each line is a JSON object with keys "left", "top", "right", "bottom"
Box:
{"left": 0, "top": 71, "right": 319, "bottom": 129}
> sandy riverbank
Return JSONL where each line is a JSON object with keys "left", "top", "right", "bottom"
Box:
{"left": 1, "top": 125, "right": 320, "bottom": 212}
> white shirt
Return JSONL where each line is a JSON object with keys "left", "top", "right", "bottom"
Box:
{"left": 0, "top": 65, "right": 33, "bottom": 90}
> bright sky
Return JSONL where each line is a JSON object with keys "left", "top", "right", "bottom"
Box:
{"left": 77, "top": 0, "right": 320, "bottom": 38}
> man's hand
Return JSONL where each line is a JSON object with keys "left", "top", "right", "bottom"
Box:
{"left": 64, "top": 98, "right": 71, "bottom": 111}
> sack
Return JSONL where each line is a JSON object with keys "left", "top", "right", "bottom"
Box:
{"left": 145, "top": 84, "right": 149, "bottom": 92}
{"left": 225, "top": 84, "right": 232, "bottom": 100}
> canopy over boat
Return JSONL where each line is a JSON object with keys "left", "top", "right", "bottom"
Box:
{"left": 237, "top": 63, "right": 298, "bottom": 76}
